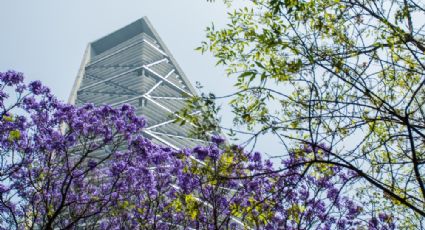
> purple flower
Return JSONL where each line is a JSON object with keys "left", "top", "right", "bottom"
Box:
{"left": 88, "top": 159, "right": 97, "bottom": 169}
{"left": 121, "top": 103, "right": 132, "bottom": 112}
{"left": 15, "top": 84, "right": 26, "bottom": 93}
{"left": 326, "top": 187, "right": 339, "bottom": 200}
{"left": 252, "top": 152, "right": 261, "bottom": 162}
{"left": 368, "top": 217, "right": 378, "bottom": 229}
{"left": 0, "top": 184, "right": 9, "bottom": 193}
{"left": 28, "top": 80, "right": 45, "bottom": 95}
{"left": 194, "top": 146, "right": 209, "bottom": 160}
{"left": 211, "top": 135, "right": 225, "bottom": 145}
{"left": 378, "top": 212, "right": 391, "bottom": 223}
{"left": 0, "top": 71, "right": 397, "bottom": 229}
{"left": 0, "top": 70, "right": 24, "bottom": 86}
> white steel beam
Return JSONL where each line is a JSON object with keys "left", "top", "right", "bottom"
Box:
{"left": 148, "top": 96, "right": 186, "bottom": 100}
{"left": 145, "top": 69, "right": 175, "bottom": 95}
{"left": 143, "top": 130, "right": 179, "bottom": 150}
{"left": 144, "top": 66, "right": 192, "bottom": 96}
{"left": 145, "top": 111, "right": 201, "bottom": 130}
{"left": 146, "top": 119, "right": 177, "bottom": 130}
{"left": 144, "top": 95, "right": 173, "bottom": 113}
{"left": 143, "top": 39, "right": 168, "bottom": 57}
{"left": 146, "top": 58, "right": 168, "bottom": 67}
{"left": 148, "top": 130, "right": 209, "bottom": 144}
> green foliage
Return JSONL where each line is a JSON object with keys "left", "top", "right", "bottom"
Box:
{"left": 175, "top": 92, "right": 222, "bottom": 139}
{"left": 8, "top": 130, "right": 20, "bottom": 141}
{"left": 185, "top": 0, "right": 425, "bottom": 226}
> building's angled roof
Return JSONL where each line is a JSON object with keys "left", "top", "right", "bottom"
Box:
{"left": 69, "top": 17, "right": 206, "bottom": 150}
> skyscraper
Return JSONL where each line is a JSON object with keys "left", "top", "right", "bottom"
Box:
{"left": 68, "top": 17, "right": 206, "bottom": 150}
{"left": 67, "top": 19, "right": 246, "bottom": 227}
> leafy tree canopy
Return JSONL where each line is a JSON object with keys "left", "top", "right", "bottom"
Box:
{"left": 179, "top": 0, "right": 425, "bottom": 227}
{"left": 0, "top": 71, "right": 395, "bottom": 229}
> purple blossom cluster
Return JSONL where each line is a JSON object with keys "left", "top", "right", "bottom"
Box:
{"left": 0, "top": 71, "right": 396, "bottom": 229}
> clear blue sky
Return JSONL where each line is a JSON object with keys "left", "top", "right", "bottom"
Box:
{"left": 0, "top": 0, "right": 281, "bottom": 156}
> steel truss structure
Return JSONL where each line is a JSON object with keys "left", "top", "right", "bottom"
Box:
{"left": 69, "top": 17, "right": 207, "bottom": 151}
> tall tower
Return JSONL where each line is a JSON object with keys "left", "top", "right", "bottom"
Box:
{"left": 68, "top": 17, "right": 205, "bottom": 150}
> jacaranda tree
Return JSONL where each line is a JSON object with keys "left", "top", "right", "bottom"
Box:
{"left": 0, "top": 70, "right": 149, "bottom": 229}
{"left": 180, "top": 0, "right": 425, "bottom": 227}
{"left": 0, "top": 70, "right": 395, "bottom": 229}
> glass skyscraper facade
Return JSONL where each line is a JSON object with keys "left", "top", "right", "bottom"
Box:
{"left": 68, "top": 17, "right": 206, "bottom": 150}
